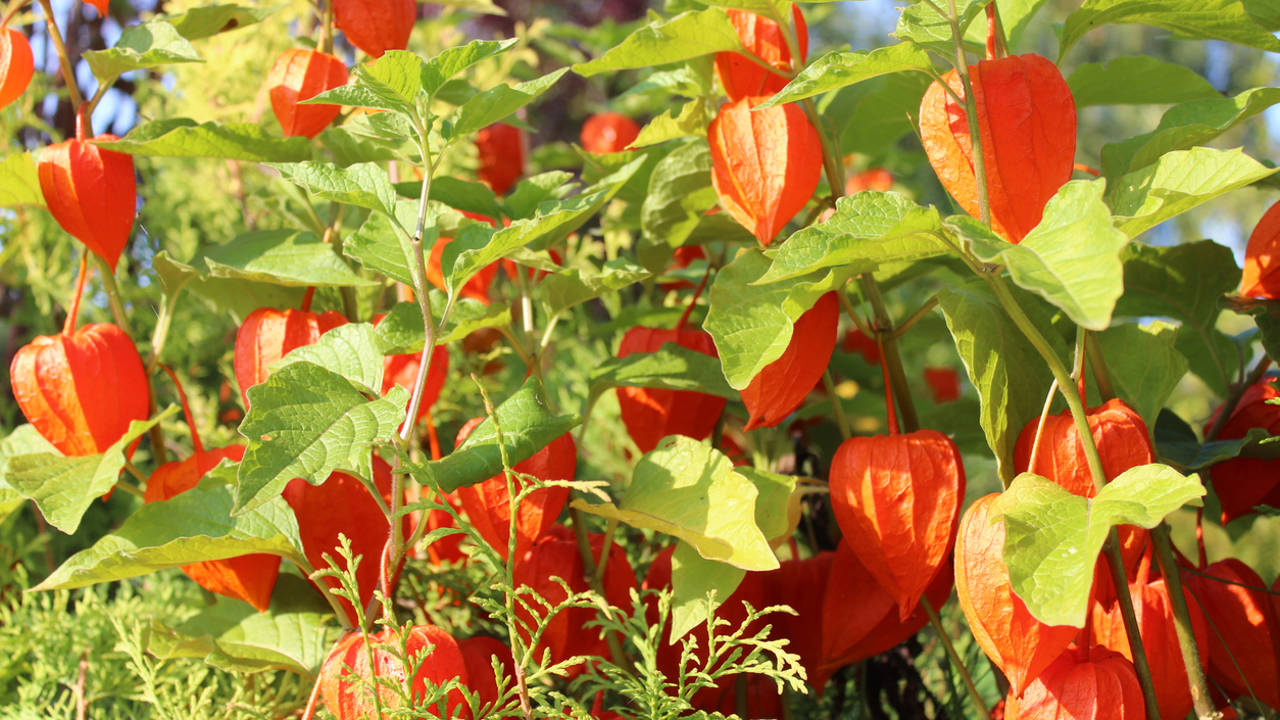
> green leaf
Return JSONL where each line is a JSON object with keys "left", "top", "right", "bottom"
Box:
{"left": 267, "top": 162, "right": 400, "bottom": 218}
{"left": 163, "top": 4, "right": 273, "bottom": 40}
{"left": 762, "top": 44, "right": 933, "bottom": 107}
{"left": 964, "top": 179, "right": 1128, "bottom": 331}
{"left": 573, "top": 9, "right": 742, "bottom": 76}
{"left": 588, "top": 342, "right": 737, "bottom": 402}
{"left": 1114, "top": 240, "right": 1241, "bottom": 395}
{"left": 1061, "top": 0, "right": 1280, "bottom": 58}
{"left": 0, "top": 154, "right": 43, "bottom": 207}
{"left": 451, "top": 68, "right": 569, "bottom": 136}
{"left": 997, "top": 464, "right": 1205, "bottom": 627}
{"left": 408, "top": 378, "right": 580, "bottom": 493}
{"left": 1154, "top": 411, "right": 1273, "bottom": 471}
{"left": 895, "top": 0, "right": 986, "bottom": 54}
{"left": 1223, "top": 295, "right": 1280, "bottom": 363}
{"left": 669, "top": 541, "right": 745, "bottom": 641}
{"left": 537, "top": 259, "right": 652, "bottom": 316}
{"left": 756, "top": 192, "right": 947, "bottom": 284}
{"left": 830, "top": 72, "right": 931, "bottom": 158}
{"left": 1102, "top": 88, "right": 1280, "bottom": 177}
{"left": 84, "top": 20, "right": 203, "bottom": 80}
{"left": 704, "top": 249, "right": 851, "bottom": 389}
{"left": 201, "top": 230, "right": 376, "bottom": 288}
{"left": 573, "top": 436, "right": 777, "bottom": 571}
{"left": 373, "top": 297, "right": 505, "bottom": 352}
{"left": 271, "top": 323, "right": 385, "bottom": 394}
{"left": 1108, "top": 147, "right": 1276, "bottom": 239}
{"left": 640, "top": 140, "right": 717, "bottom": 247}
{"left": 1092, "top": 322, "right": 1188, "bottom": 427}
{"left": 94, "top": 119, "right": 312, "bottom": 162}
{"left": 629, "top": 99, "right": 712, "bottom": 148}
{"left": 422, "top": 39, "right": 519, "bottom": 97}
{"left": 5, "top": 408, "right": 178, "bottom": 534}
{"left": 148, "top": 574, "right": 332, "bottom": 675}
{"left": 0, "top": 425, "right": 57, "bottom": 520}
{"left": 939, "top": 284, "right": 1063, "bottom": 485}
{"left": 737, "top": 466, "right": 796, "bottom": 543}
{"left": 34, "top": 463, "right": 302, "bottom": 592}
{"left": 345, "top": 203, "right": 420, "bottom": 285}
{"left": 1067, "top": 56, "right": 1219, "bottom": 107}
{"left": 235, "top": 364, "right": 408, "bottom": 513}
{"left": 392, "top": 177, "right": 504, "bottom": 222}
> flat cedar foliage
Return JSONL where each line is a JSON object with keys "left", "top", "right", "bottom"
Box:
{"left": 7, "top": 0, "right": 1280, "bottom": 718}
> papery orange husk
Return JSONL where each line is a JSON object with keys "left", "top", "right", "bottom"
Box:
{"left": 333, "top": 0, "right": 415, "bottom": 59}
{"left": 1240, "top": 201, "right": 1280, "bottom": 299}
{"left": 1205, "top": 379, "right": 1280, "bottom": 523}
{"left": 740, "top": 292, "right": 839, "bottom": 430}
{"left": 1184, "top": 558, "right": 1280, "bottom": 710}
{"left": 842, "top": 328, "right": 880, "bottom": 365}
{"left": 1091, "top": 576, "right": 1208, "bottom": 720}
{"left": 375, "top": 318, "right": 449, "bottom": 423}
{"left": 426, "top": 236, "right": 501, "bottom": 305}
{"left": 615, "top": 327, "right": 727, "bottom": 453}
{"left": 84, "top": 0, "right": 107, "bottom": 14}
{"left": 512, "top": 526, "right": 636, "bottom": 677}
{"left": 1013, "top": 398, "right": 1154, "bottom": 498}
{"left": 284, "top": 457, "right": 408, "bottom": 626}
{"left": 320, "top": 624, "right": 468, "bottom": 720}
{"left": 453, "top": 417, "right": 574, "bottom": 560}
{"left": 923, "top": 366, "right": 961, "bottom": 403}
{"left": 763, "top": 552, "right": 834, "bottom": 693}
{"left": 714, "top": 6, "right": 808, "bottom": 103}
{"left": 0, "top": 26, "right": 33, "bottom": 109}
{"left": 846, "top": 168, "right": 893, "bottom": 194}
{"left": 475, "top": 123, "right": 524, "bottom": 195}
{"left": 709, "top": 97, "right": 822, "bottom": 245}
{"left": 233, "top": 307, "right": 347, "bottom": 408}
{"left": 829, "top": 429, "right": 964, "bottom": 618}
{"left": 919, "top": 53, "right": 1076, "bottom": 242}
{"left": 267, "top": 48, "right": 349, "bottom": 139}
{"left": 10, "top": 323, "right": 150, "bottom": 456}
{"left": 581, "top": 112, "right": 641, "bottom": 154}
{"left": 955, "top": 494, "right": 1079, "bottom": 697}
{"left": 145, "top": 445, "right": 281, "bottom": 612}
{"left": 1007, "top": 646, "right": 1147, "bottom": 720}
{"left": 38, "top": 133, "right": 137, "bottom": 271}
{"left": 458, "top": 635, "right": 515, "bottom": 711}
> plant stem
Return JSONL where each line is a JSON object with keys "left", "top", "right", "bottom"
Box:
{"left": 895, "top": 295, "right": 939, "bottom": 338}
{"left": 1102, "top": 539, "right": 1163, "bottom": 720}
{"left": 568, "top": 505, "right": 629, "bottom": 669}
{"left": 1150, "top": 524, "right": 1219, "bottom": 719}
{"left": 920, "top": 596, "right": 993, "bottom": 720}
{"left": 0, "top": 0, "right": 30, "bottom": 28}
{"left": 857, "top": 277, "right": 919, "bottom": 433}
{"left": 945, "top": 0, "right": 991, "bottom": 226}
{"left": 1085, "top": 332, "right": 1116, "bottom": 402}
{"left": 821, "top": 371, "right": 851, "bottom": 441}
{"left": 36, "top": 0, "right": 84, "bottom": 111}
{"left": 1204, "top": 357, "right": 1271, "bottom": 443}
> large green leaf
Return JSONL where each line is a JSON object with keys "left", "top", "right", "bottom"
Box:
{"left": 1114, "top": 240, "right": 1240, "bottom": 396}
{"left": 272, "top": 323, "right": 385, "bottom": 395}
{"left": 763, "top": 44, "right": 933, "bottom": 108}
{"left": 95, "top": 119, "right": 311, "bottom": 162}
{"left": 5, "top": 409, "right": 177, "bottom": 534}
{"left": 964, "top": 179, "right": 1127, "bottom": 331}
{"left": 267, "top": 162, "right": 400, "bottom": 218}
{"left": 588, "top": 342, "right": 737, "bottom": 401}
{"left": 756, "top": 192, "right": 947, "bottom": 284}
{"left": 201, "top": 230, "right": 376, "bottom": 288}
{"left": 1067, "top": 56, "right": 1219, "bottom": 108}
{"left": 163, "top": 4, "right": 273, "bottom": 39}
{"left": 829, "top": 72, "right": 931, "bottom": 158}
{"left": 34, "top": 464, "right": 302, "bottom": 592}
{"left": 669, "top": 542, "right": 744, "bottom": 641}
{"left": 537, "top": 259, "right": 652, "bottom": 316}
{"left": 309, "top": 51, "right": 426, "bottom": 116}
{"left": 1223, "top": 296, "right": 1280, "bottom": 363}
{"left": 996, "top": 464, "right": 1205, "bottom": 627}
{"left": 1102, "top": 88, "right": 1280, "bottom": 177}
{"left": 84, "top": 20, "right": 203, "bottom": 80}
{"left": 344, "top": 202, "right": 422, "bottom": 286}
{"left": 422, "top": 39, "right": 519, "bottom": 97}
{"left": 704, "top": 249, "right": 851, "bottom": 389}
{"left": 1092, "top": 322, "right": 1188, "bottom": 427}
{"left": 895, "top": 0, "right": 986, "bottom": 54}
{"left": 939, "top": 284, "right": 1064, "bottom": 485}
{"left": 629, "top": 99, "right": 711, "bottom": 148}
{"left": 409, "top": 379, "right": 580, "bottom": 493}
{"left": 451, "top": 68, "right": 570, "bottom": 136}
{"left": 574, "top": 436, "right": 777, "bottom": 571}
{"left": 1108, "top": 147, "right": 1276, "bottom": 239}
{"left": 573, "top": 9, "right": 742, "bottom": 76}
{"left": 1061, "top": 0, "right": 1280, "bottom": 58}
{"left": 234, "top": 364, "right": 407, "bottom": 513}
{"left": 148, "top": 575, "right": 332, "bottom": 675}
{"left": 639, "top": 140, "right": 716, "bottom": 247}
{"left": 0, "top": 153, "right": 43, "bottom": 207}
{"left": 0, "top": 425, "right": 57, "bottom": 520}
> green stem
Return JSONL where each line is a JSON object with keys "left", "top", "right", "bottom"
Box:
{"left": 821, "top": 371, "right": 852, "bottom": 441}
{"left": 1150, "top": 525, "right": 1218, "bottom": 720}
{"left": 945, "top": 0, "right": 991, "bottom": 226}
{"left": 1085, "top": 331, "right": 1116, "bottom": 402}
{"left": 857, "top": 276, "right": 919, "bottom": 433}
{"left": 920, "top": 596, "right": 993, "bottom": 720}
{"left": 1204, "top": 357, "right": 1271, "bottom": 443}
{"left": 36, "top": 0, "right": 84, "bottom": 112}
{"left": 895, "top": 295, "right": 939, "bottom": 338}
{"left": 568, "top": 506, "right": 629, "bottom": 670}
{"left": 1103, "top": 539, "right": 1164, "bottom": 720}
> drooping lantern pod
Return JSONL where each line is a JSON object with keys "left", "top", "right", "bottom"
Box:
{"left": 714, "top": 6, "right": 808, "bottom": 103}
{"left": 320, "top": 625, "right": 469, "bottom": 719}
{"left": 373, "top": 314, "right": 449, "bottom": 423}
{"left": 475, "top": 123, "right": 524, "bottom": 195}
{"left": 426, "top": 236, "right": 502, "bottom": 305}
{"left": 10, "top": 323, "right": 150, "bottom": 456}
{"left": 1205, "top": 379, "right": 1280, "bottom": 523}
{"left": 284, "top": 457, "right": 407, "bottom": 625}
{"left": 580, "top": 112, "right": 641, "bottom": 154}
{"left": 0, "top": 25, "right": 33, "bottom": 109}
{"left": 709, "top": 97, "right": 822, "bottom": 246}
{"left": 828, "top": 429, "right": 965, "bottom": 618}
{"left": 764, "top": 552, "right": 834, "bottom": 692}
{"left": 458, "top": 635, "right": 514, "bottom": 711}
{"left": 512, "top": 526, "right": 636, "bottom": 676}
{"left": 83, "top": 0, "right": 107, "bottom": 15}
{"left": 1183, "top": 558, "right": 1280, "bottom": 711}
{"left": 1240, "top": 201, "right": 1280, "bottom": 299}
{"left": 739, "top": 292, "right": 838, "bottom": 430}
{"left": 954, "top": 494, "right": 1079, "bottom": 697}
{"left": 267, "top": 48, "right": 349, "bottom": 139}
{"left": 1006, "top": 646, "right": 1147, "bottom": 720}
{"left": 452, "top": 418, "right": 574, "bottom": 560}
{"left": 845, "top": 168, "right": 893, "bottom": 194}
{"left": 841, "top": 328, "right": 880, "bottom": 365}
{"left": 923, "top": 366, "right": 960, "bottom": 403}
{"left": 333, "top": 0, "right": 415, "bottom": 59}
{"left": 37, "top": 113, "right": 137, "bottom": 271}
{"left": 1090, "top": 575, "right": 1209, "bottom": 720}
{"left": 918, "top": 53, "right": 1076, "bottom": 242}
{"left": 233, "top": 306, "right": 347, "bottom": 408}
{"left": 615, "top": 326, "right": 727, "bottom": 453}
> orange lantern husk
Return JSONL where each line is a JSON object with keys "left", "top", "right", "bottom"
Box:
{"left": 38, "top": 131, "right": 137, "bottom": 271}
{"left": 1184, "top": 558, "right": 1280, "bottom": 710}
{"left": 333, "top": 0, "right": 415, "bottom": 59}
{"left": 267, "top": 49, "right": 349, "bottom": 139}
{"left": 233, "top": 307, "right": 347, "bottom": 408}
{"left": 321, "top": 625, "right": 469, "bottom": 719}
{"left": 475, "top": 123, "right": 525, "bottom": 195}
{"left": 1205, "top": 379, "right": 1280, "bottom": 523}
{"left": 581, "top": 112, "right": 641, "bottom": 154}
{"left": 1241, "top": 200, "right": 1280, "bottom": 299}
{"left": 740, "top": 292, "right": 839, "bottom": 430}
{"left": 0, "top": 26, "right": 33, "bottom": 109}
{"left": 714, "top": 7, "right": 808, "bottom": 103}
{"left": 1007, "top": 646, "right": 1147, "bottom": 720}
{"left": 615, "top": 327, "right": 727, "bottom": 453}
